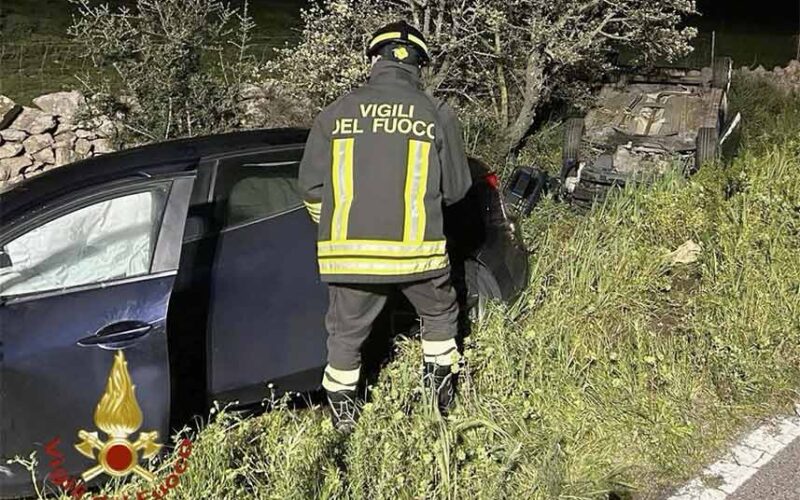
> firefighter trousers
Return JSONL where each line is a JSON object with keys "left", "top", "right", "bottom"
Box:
{"left": 325, "top": 272, "right": 459, "bottom": 372}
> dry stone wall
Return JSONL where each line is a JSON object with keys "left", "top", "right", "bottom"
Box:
{"left": 739, "top": 60, "right": 800, "bottom": 94}
{"left": 0, "top": 91, "right": 115, "bottom": 191}
{"left": 0, "top": 82, "right": 311, "bottom": 192}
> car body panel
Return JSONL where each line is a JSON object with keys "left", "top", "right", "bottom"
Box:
{"left": 0, "top": 175, "right": 195, "bottom": 497}
{"left": 208, "top": 207, "right": 328, "bottom": 401}
{"left": 0, "top": 276, "right": 174, "bottom": 496}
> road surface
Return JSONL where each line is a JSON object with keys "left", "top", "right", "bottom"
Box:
{"left": 667, "top": 406, "right": 800, "bottom": 500}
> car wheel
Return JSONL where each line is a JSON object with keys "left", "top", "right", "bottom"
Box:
{"left": 563, "top": 118, "right": 585, "bottom": 167}
{"left": 712, "top": 56, "right": 733, "bottom": 91}
{"left": 695, "top": 127, "right": 720, "bottom": 171}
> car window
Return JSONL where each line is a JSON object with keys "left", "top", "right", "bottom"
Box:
{"left": 0, "top": 187, "right": 168, "bottom": 297}
{"left": 214, "top": 149, "right": 304, "bottom": 228}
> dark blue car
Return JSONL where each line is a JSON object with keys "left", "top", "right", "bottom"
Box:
{"left": 0, "top": 129, "right": 527, "bottom": 497}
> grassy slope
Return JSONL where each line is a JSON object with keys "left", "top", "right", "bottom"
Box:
{"left": 38, "top": 73, "right": 800, "bottom": 499}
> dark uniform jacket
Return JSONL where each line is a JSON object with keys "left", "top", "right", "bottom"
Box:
{"left": 299, "top": 60, "right": 472, "bottom": 284}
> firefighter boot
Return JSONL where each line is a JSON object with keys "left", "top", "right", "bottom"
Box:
{"left": 326, "top": 389, "right": 360, "bottom": 434}
{"left": 423, "top": 362, "right": 456, "bottom": 414}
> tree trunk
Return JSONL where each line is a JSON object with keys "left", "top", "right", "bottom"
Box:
{"left": 502, "top": 55, "right": 545, "bottom": 157}
{"left": 494, "top": 30, "right": 509, "bottom": 130}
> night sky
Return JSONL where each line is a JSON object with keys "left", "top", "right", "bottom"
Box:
{"left": 696, "top": 0, "right": 799, "bottom": 31}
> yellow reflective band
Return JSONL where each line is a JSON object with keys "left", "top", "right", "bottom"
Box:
{"left": 304, "top": 201, "right": 321, "bottom": 214}
{"left": 368, "top": 31, "right": 403, "bottom": 49}
{"left": 317, "top": 239, "right": 446, "bottom": 257}
{"left": 403, "top": 139, "right": 431, "bottom": 243}
{"left": 318, "top": 255, "right": 449, "bottom": 276}
{"left": 330, "top": 138, "right": 355, "bottom": 240}
{"left": 406, "top": 34, "right": 429, "bottom": 54}
{"left": 369, "top": 32, "right": 428, "bottom": 56}
{"left": 304, "top": 201, "right": 321, "bottom": 223}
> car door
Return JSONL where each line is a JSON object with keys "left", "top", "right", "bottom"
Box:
{"left": 203, "top": 146, "right": 328, "bottom": 404}
{"left": 0, "top": 174, "right": 194, "bottom": 497}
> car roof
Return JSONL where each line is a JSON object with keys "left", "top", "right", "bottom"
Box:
{"left": 0, "top": 128, "right": 309, "bottom": 218}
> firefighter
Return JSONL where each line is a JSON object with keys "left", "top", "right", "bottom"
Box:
{"left": 299, "top": 20, "right": 472, "bottom": 433}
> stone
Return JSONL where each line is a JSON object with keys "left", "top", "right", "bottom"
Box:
{"left": 54, "top": 130, "right": 77, "bottom": 148}
{"left": 54, "top": 120, "right": 77, "bottom": 135}
{"left": 96, "top": 117, "right": 116, "bottom": 138}
{"left": 75, "top": 138, "right": 93, "bottom": 156}
{"left": 0, "top": 165, "right": 12, "bottom": 182}
{"left": 9, "top": 107, "right": 57, "bottom": 135}
{"left": 91, "top": 138, "right": 114, "bottom": 154}
{"left": 0, "top": 155, "right": 33, "bottom": 175}
{"left": 0, "top": 129, "right": 27, "bottom": 142}
{"left": 0, "top": 142, "right": 23, "bottom": 159}
{"left": 32, "top": 91, "right": 86, "bottom": 121}
{"left": 33, "top": 148, "right": 55, "bottom": 164}
{"left": 667, "top": 240, "right": 702, "bottom": 265}
{"left": 75, "top": 128, "right": 96, "bottom": 139}
{"left": 0, "top": 95, "right": 23, "bottom": 130}
{"left": 22, "top": 133, "right": 54, "bottom": 154}
{"left": 54, "top": 146, "right": 79, "bottom": 167}
{"left": 20, "top": 162, "right": 47, "bottom": 180}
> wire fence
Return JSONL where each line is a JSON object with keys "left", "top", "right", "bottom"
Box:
{"left": 1, "top": 32, "right": 797, "bottom": 103}
{"left": 0, "top": 36, "right": 300, "bottom": 103}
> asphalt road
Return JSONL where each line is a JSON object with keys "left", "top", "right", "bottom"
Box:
{"left": 728, "top": 433, "right": 800, "bottom": 500}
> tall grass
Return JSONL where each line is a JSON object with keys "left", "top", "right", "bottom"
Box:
{"left": 38, "top": 73, "right": 800, "bottom": 499}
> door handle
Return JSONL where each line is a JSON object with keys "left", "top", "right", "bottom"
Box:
{"left": 77, "top": 321, "right": 153, "bottom": 348}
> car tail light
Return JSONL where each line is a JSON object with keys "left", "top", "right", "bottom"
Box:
{"left": 484, "top": 172, "right": 500, "bottom": 190}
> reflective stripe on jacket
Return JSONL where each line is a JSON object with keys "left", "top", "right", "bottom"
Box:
{"left": 299, "top": 60, "right": 472, "bottom": 283}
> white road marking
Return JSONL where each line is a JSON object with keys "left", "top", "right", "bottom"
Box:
{"left": 668, "top": 404, "right": 800, "bottom": 499}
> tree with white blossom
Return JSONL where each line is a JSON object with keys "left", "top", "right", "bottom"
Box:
{"left": 269, "top": 0, "right": 697, "bottom": 159}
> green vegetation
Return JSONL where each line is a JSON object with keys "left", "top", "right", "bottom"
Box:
{"left": 0, "top": 0, "right": 303, "bottom": 103}
{"left": 27, "top": 71, "right": 798, "bottom": 500}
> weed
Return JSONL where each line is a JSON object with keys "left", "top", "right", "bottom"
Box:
{"left": 28, "top": 72, "right": 800, "bottom": 500}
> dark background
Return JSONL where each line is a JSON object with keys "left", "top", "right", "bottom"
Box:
{"left": 696, "top": 0, "right": 798, "bottom": 31}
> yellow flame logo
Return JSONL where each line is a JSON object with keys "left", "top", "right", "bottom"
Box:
{"left": 75, "top": 351, "right": 161, "bottom": 482}
{"left": 95, "top": 352, "right": 144, "bottom": 437}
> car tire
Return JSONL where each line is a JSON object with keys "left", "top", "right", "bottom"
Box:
{"left": 712, "top": 56, "right": 733, "bottom": 90}
{"left": 563, "top": 118, "right": 585, "bottom": 166}
{"left": 695, "top": 127, "right": 719, "bottom": 171}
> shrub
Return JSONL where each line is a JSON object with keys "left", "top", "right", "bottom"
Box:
{"left": 68, "top": 0, "right": 260, "bottom": 143}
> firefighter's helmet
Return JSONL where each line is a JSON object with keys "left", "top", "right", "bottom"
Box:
{"left": 366, "top": 21, "right": 430, "bottom": 66}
